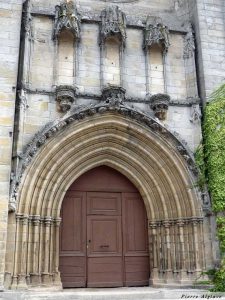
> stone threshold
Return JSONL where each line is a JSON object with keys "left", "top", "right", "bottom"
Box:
{"left": 1, "top": 287, "right": 225, "bottom": 300}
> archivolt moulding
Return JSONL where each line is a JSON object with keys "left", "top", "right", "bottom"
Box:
{"left": 9, "top": 99, "right": 202, "bottom": 213}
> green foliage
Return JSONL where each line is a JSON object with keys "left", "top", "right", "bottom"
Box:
{"left": 209, "top": 260, "right": 225, "bottom": 292}
{"left": 204, "top": 84, "right": 225, "bottom": 213}
{"left": 202, "top": 83, "right": 225, "bottom": 291}
{"left": 194, "top": 143, "right": 207, "bottom": 191}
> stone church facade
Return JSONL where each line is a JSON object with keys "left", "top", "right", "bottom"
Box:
{"left": 0, "top": 0, "right": 224, "bottom": 290}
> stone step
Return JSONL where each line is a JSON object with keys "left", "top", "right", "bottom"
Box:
{"left": 0, "top": 288, "right": 224, "bottom": 300}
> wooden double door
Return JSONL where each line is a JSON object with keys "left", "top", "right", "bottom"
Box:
{"left": 59, "top": 167, "right": 149, "bottom": 288}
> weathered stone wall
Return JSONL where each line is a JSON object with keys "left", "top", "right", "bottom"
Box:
{"left": 12, "top": 0, "right": 203, "bottom": 152}
{"left": 0, "top": 0, "right": 22, "bottom": 289}
{"left": 189, "top": 0, "right": 225, "bottom": 102}
{"left": 0, "top": 0, "right": 224, "bottom": 290}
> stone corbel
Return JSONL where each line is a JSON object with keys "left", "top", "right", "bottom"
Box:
{"left": 56, "top": 85, "right": 77, "bottom": 112}
{"left": 102, "top": 85, "right": 126, "bottom": 107}
{"left": 143, "top": 16, "right": 170, "bottom": 53}
{"left": 53, "top": 0, "right": 81, "bottom": 40}
{"left": 149, "top": 93, "right": 170, "bottom": 120}
{"left": 100, "top": 5, "right": 127, "bottom": 47}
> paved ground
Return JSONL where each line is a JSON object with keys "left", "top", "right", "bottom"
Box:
{"left": 0, "top": 287, "right": 225, "bottom": 300}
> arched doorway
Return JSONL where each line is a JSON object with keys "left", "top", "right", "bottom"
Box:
{"left": 59, "top": 166, "right": 149, "bottom": 288}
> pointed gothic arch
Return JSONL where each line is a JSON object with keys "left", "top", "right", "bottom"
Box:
{"left": 7, "top": 104, "right": 206, "bottom": 289}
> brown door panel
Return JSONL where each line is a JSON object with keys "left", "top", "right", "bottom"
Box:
{"left": 124, "top": 256, "right": 150, "bottom": 287}
{"left": 87, "top": 257, "right": 123, "bottom": 287}
{"left": 59, "top": 167, "right": 150, "bottom": 288}
{"left": 59, "top": 192, "right": 86, "bottom": 288}
{"left": 122, "top": 193, "right": 149, "bottom": 254}
{"left": 59, "top": 256, "right": 86, "bottom": 288}
{"left": 87, "top": 192, "right": 121, "bottom": 216}
{"left": 87, "top": 215, "right": 123, "bottom": 287}
{"left": 87, "top": 216, "right": 122, "bottom": 256}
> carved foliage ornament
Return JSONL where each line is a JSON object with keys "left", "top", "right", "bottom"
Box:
{"left": 144, "top": 17, "right": 170, "bottom": 52}
{"left": 100, "top": 5, "right": 127, "bottom": 46}
{"left": 53, "top": 0, "right": 81, "bottom": 40}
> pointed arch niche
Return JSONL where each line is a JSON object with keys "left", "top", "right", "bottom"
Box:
{"left": 99, "top": 5, "right": 126, "bottom": 88}
{"left": 144, "top": 17, "right": 170, "bottom": 95}
{"left": 53, "top": 0, "right": 80, "bottom": 111}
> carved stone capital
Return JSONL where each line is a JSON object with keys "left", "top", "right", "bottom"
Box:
{"left": 149, "top": 221, "right": 157, "bottom": 229}
{"left": 16, "top": 214, "right": 24, "bottom": 223}
{"left": 149, "top": 93, "right": 170, "bottom": 120}
{"left": 56, "top": 85, "right": 77, "bottom": 112}
{"left": 177, "top": 219, "right": 186, "bottom": 227}
{"left": 102, "top": 85, "right": 126, "bottom": 107}
{"left": 53, "top": 0, "right": 81, "bottom": 40}
{"left": 44, "top": 217, "right": 53, "bottom": 227}
{"left": 100, "top": 5, "right": 126, "bottom": 46}
{"left": 30, "top": 215, "right": 41, "bottom": 226}
{"left": 144, "top": 17, "right": 170, "bottom": 52}
{"left": 54, "top": 217, "right": 62, "bottom": 227}
{"left": 162, "top": 220, "right": 173, "bottom": 228}
{"left": 189, "top": 217, "right": 203, "bottom": 226}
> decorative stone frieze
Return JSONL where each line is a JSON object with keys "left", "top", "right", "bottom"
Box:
{"left": 144, "top": 17, "right": 170, "bottom": 52}
{"left": 149, "top": 93, "right": 170, "bottom": 120}
{"left": 102, "top": 85, "right": 126, "bottom": 106}
{"left": 56, "top": 85, "right": 77, "bottom": 112}
{"left": 100, "top": 5, "right": 126, "bottom": 46}
{"left": 53, "top": 0, "right": 81, "bottom": 40}
{"left": 149, "top": 217, "right": 204, "bottom": 228}
{"left": 183, "top": 24, "right": 195, "bottom": 59}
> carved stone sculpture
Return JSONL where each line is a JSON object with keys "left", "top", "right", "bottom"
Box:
{"left": 102, "top": 85, "right": 126, "bottom": 106}
{"left": 100, "top": 5, "right": 126, "bottom": 46}
{"left": 53, "top": 0, "right": 81, "bottom": 40}
{"left": 149, "top": 93, "right": 170, "bottom": 120}
{"left": 183, "top": 24, "right": 195, "bottom": 59}
{"left": 56, "top": 85, "right": 77, "bottom": 112}
{"left": 144, "top": 17, "right": 170, "bottom": 53}
{"left": 190, "top": 104, "right": 201, "bottom": 123}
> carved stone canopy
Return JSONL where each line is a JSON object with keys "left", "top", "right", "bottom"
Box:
{"left": 53, "top": 0, "right": 81, "bottom": 40}
{"left": 144, "top": 16, "right": 170, "bottom": 52}
{"left": 100, "top": 5, "right": 127, "bottom": 47}
{"left": 149, "top": 93, "right": 170, "bottom": 120}
{"left": 102, "top": 85, "right": 126, "bottom": 106}
{"left": 56, "top": 85, "right": 77, "bottom": 112}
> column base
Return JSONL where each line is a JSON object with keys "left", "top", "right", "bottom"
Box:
{"left": 30, "top": 273, "right": 41, "bottom": 287}
{"left": 17, "top": 274, "right": 28, "bottom": 290}
{"left": 53, "top": 272, "right": 62, "bottom": 289}
{"left": 41, "top": 273, "right": 51, "bottom": 285}
{"left": 10, "top": 276, "right": 18, "bottom": 290}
